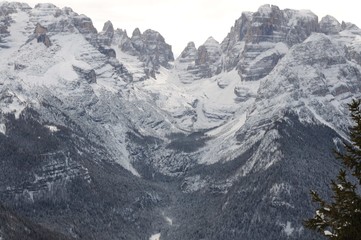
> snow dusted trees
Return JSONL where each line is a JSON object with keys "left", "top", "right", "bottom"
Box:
{"left": 305, "top": 99, "right": 361, "bottom": 239}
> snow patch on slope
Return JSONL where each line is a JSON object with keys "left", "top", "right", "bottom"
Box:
{"left": 207, "top": 113, "right": 247, "bottom": 138}
{"left": 149, "top": 233, "right": 161, "bottom": 240}
{"left": 114, "top": 48, "right": 145, "bottom": 81}
{"left": 136, "top": 67, "right": 259, "bottom": 131}
{"left": 45, "top": 125, "right": 59, "bottom": 133}
{"left": 283, "top": 222, "right": 294, "bottom": 236}
{"left": 0, "top": 91, "right": 26, "bottom": 119}
{"left": 0, "top": 124, "right": 6, "bottom": 135}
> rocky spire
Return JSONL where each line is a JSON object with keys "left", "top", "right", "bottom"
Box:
{"left": 179, "top": 42, "right": 197, "bottom": 61}
{"left": 117, "top": 28, "right": 174, "bottom": 78}
{"left": 98, "top": 20, "right": 114, "bottom": 46}
{"left": 102, "top": 20, "right": 114, "bottom": 33}
{"left": 132, "top": 28, "right": 141, "bottom": 38}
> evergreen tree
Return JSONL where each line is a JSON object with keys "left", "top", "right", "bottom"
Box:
{"left": 304, "top": 99, "right": 361, "bottom": 239}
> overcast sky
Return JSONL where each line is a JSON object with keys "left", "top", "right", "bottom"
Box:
{"left": 22, "top": 0, "right": 361, "bottom": 56}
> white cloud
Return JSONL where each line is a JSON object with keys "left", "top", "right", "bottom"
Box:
{"left": 22, "top": 0, "right": 361, "bottom": 56}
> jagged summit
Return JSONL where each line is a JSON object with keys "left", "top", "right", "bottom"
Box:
{"left": 203, "top": 36, "right": 219, "bottom": 45}
{"left": 177, "top": 3, "right": 357, "bottom": 81}
{"left": 98, "top": 20, "right": 114, "bottom": 46}
{"left": 102, "top": 20, "right": 114, "bottom": 33}
{"left": 34, "top": 2, "right": 57, "bottom": 8}
{"left": 0, "top": 1, "right": 30, "bottom": 9}
{"left": 1, "top": 2, "right": 361, "bottom": 240}
{"left": 132, "top": 27, "right": 141, "bottom": 37}
{"left": 256, "top": 3, "right": 277, "bottom": 15}
{"left": 179, "top": 41, "right": 197, "bottom": 58}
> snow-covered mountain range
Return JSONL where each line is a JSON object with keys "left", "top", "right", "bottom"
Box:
{"left": 1, "top": 2, "right": 360, "bottom": 239}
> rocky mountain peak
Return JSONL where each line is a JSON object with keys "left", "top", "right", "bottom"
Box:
{"left": 176, "top": 36, "right": 222, "bottom": 80}
{"left": 34, "top": 3, "right": 58, "bottom": 9}
{"left": 247, "top": 5, "right": 285, "bottom": 43}
{"left": 319, "top": 15, "right": 342, "bottom": 34}
{"left": 72, "top": 14, "right": 98, "bottom": 35}
{"left": 142, "top": 29, "right": 165, "bottom": 42}
{"left": 0, "top": 1, "right": 31, "bottom": 12}
{"left": 98, "top": 20, "right": 114, "bottom": 46}
{"left": 186, "top": 41, "right": 196, "bottom": 48}
{"left": 181, "top": 4, "right": 320, "bottom": 81}
{"left": 179, "top": 41, "right": 197, "bottom": 59}
{"left": 132, "top": 27, "right": 142, "bottom": 38}
{"left": 256, "top": 4, "right": 280, "bottom": 16}
{"left": 102, "top": 20, "right": 114, "bottom": 33}
{"left": 199, "top": 37, "right": 221, "bottom": 61}
{"left": 112, "top": 28, "right": 129, "bottom": 45}
{"left": 114, "top": 27, "right": 174, "bottom": 78}
{"left": 203, "top": 36, "right": 219, "bottom": 46}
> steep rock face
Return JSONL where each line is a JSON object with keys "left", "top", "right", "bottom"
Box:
{"left": 197, "top": 37, "right": 222, "bottom": 76}
{"left": 136, "top": 29, "right": 174, "bottom": 75}
{"left": 0, "top": 2, "right": 31, "bottom": 15}
{"left": 177, "top": 4, "right": 320, "bottom": 81}
{"left": 110, "top": 28, "right": 174, "bottom": 79}
{"left": 236, "top": 4, "right": 319, "bottom": 81}
{"left": 221, "top": 12, "right": 252, "bottom": 71}
{"left": 97, "top": 20, "right": 114, "bottom": 46}
{"left": 34, "top": 23, "right": 51, "bottom": 47}
{"left": 177, "top": 37, "right": 222, "bottom": 80}
{"left": 30, "top": 3, "right": 97, "bottom": 36}
{"left": 178, "top": 42, "right": 197, "bottom": 65}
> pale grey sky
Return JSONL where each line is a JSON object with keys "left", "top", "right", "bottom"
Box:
{"left": 22, "top": 0, "right": 361, "bottom": 56}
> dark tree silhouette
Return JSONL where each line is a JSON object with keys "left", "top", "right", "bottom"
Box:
{"left": 304, "top": 99, "right": 361, "bottom": 239}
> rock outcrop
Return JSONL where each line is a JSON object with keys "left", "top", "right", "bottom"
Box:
{"left": 111, "top": 28, "right": 174, "bottom": 78}
{"left": 178, "top": 42, "right": 198, "bottom": 64}
{"left": 73, "top": 65, "right": 97, "bottom": 84}
{"left": 34, "top": 23, "right": 51, "bottom": 47}
{"left": 177, "top": 4, "right": 322, "bottom": 81}
{"left": 98, "top": 20, "right": 114, "bottom": 46}
{"left": 319, "top": 15, "right": 342, "bottom": 34}
{"left": 231, "top": 4, "right": 319, "bottom": 81}
{"left": 177, "top": 37, "right": 222, "bottom": 79}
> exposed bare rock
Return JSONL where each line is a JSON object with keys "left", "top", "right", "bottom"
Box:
{"left": 34, "top": 23, "right": 51, "bottom": 47}
{"left": 14, "top": 63, "right": 27, "bottom": 70}
{"left": 73, "top": 65, "right": 97, "bottom": 84}
{"left": 179, "top": 42, "right": 197, "bottom": 63}
{"left": 237, "top": 5, "right": 319, "bottom": 81}
{"left": 319, "top": 15, "right": 342, "bottom": 34}
{"left": 177, "top": 37, "right": 222, "bottom": 80}
{"left": 177, "top": 4, "right": 320, "bottom": 81}
{"left": 113, "top": 28, "right": 174, "bottom": 79}
{"left": 98, "top": 20, "right": 114, "bottom": 46}
{"left": 72, "top": 14, "right": 97, "bottom": 35}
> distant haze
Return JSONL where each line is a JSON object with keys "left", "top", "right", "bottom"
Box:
{"left": 23, "top": 0, "right": 361, "bottom": 57}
